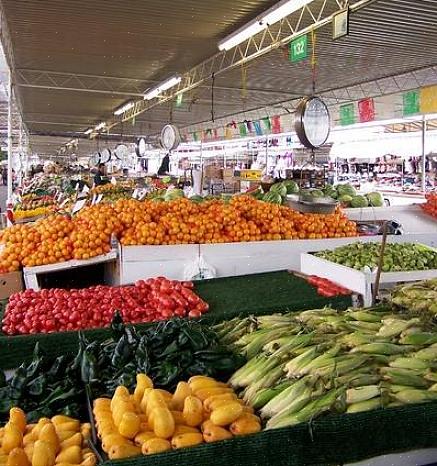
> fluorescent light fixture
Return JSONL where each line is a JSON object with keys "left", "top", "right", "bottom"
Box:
{"left": 84, "top": 128, "right": 93, "bottom": 135}
{"left": 218, "top": 21, "right": 265, "bottom": 51}
{"left": 263, "top": 0, "right": 315, "bottom": 25}
{"left": 114, "top": 101, "right": 134, "bottom": 116}
{"left": 144, "top": 75, "right": 181, "bottom": 100}
{"left": 218, "top": 0, "right": 315, "bottom": 51}
{"left": 95, "top": 122, "right": 106, "bottom": 131}
{"left": 144, "top": 88, "right": 160, "bottom": 100}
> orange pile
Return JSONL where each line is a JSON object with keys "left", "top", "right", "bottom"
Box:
{"left": 0, "top": 196, "right": 357, "bottom": 272}
{"left": 421, "top": 192, "right": 437, "bottom": 219}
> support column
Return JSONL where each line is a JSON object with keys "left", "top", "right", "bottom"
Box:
{"left": 421, "top": 115, "right": 426, "bottom": 193}
{"left": 7, "top": 70, "right": 13, "bottom": 201}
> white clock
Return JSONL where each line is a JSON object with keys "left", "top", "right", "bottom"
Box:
{"left": 135, "top": 138, "right": 147, "bottom": 157}
{"left": 295, "top": 97, "right": 331, "bottom": 149}
{"left": 160, "top": 124, "right": 181, "bottom": 151}
{"left": 100, "top": 148, "right": 112, "bottom": 163}
{"left": 115, "top": 144, "right": 129, "bottom": 160}
{"left": 90, "top": 153, "right": 101, "bottom": 166}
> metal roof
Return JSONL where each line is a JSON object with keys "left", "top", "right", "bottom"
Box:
{"left": 1, "top": 0, "right": 437, "bottom": 156}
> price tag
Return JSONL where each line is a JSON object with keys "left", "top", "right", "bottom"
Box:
{"left": 132, "top": 188, "right": 139, "bottom": 199}
{"left": 91, "top": 194, "right": 97, "bottom": 205}
{"left": 71, "top": 199, "right": 86, "bottom": 214}
{"left": 289, "top": 35, "right": 308, "bottom": 63}
{"left": 111, "top": 177, "right": 117, "bottom": 185}
{"left": 95, "top": 194, "right": 103, "bottom": 204}
{"left": 59, "top": 199, "right": 69, "bottom": 208}
{"left": 82, "top": 185, "right": 90, "bottom": 193}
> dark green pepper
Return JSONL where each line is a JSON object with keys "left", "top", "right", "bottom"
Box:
{"left": 111, "top": 335, "right": 132, "bottom": 368}
{"left": 27, "top": 374, "right": 47, "bottom": 396}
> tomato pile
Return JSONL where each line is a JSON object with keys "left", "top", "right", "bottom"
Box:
{"left": 0, "top": 196, "right": 357, "bottom": 272}
{"left": 421, "top": 192, "right": 437, "bottom": 220}
{"left": 306, "top": 275, "right": 352, "bottom": 298}
{"left": 2, "top": 277, "right": 209, "bottom": 335}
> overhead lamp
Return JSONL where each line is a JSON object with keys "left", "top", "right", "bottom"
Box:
{"left": 144, "top": 75, "right": 182, "bottom": 100}
{"left": 114, "top": 101, "right": 135, "bottom": 116}
{"left": 95, "top": 122, "right": 106, "bottom": 131}
{"left": 218, "top": 0, "right": 315, "bottom": 51}
{"left": 263, "top": 0, "right": 315, "bottom": 25}
{"left": 218, "top": 21, "right": 265, "bottom": 51}
{"left": 84, "top": 128, "right": 93, "bottom": 135}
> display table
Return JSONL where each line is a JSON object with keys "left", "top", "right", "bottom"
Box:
{"left": 0, "top": 271, "right": 351, "bottom": 370}
{"left": 23, "top": 250, "right": 119, "bottom": 290}
{"left": 344, "top": 204, "right": 436, "bottom": 234}
{"left": 119, "top": 233, "right": 437, "bottom": 284}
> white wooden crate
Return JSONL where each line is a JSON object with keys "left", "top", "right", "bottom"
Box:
{"left": 23, "top": 250, "right": 119, "bottom": 290}
{"left": 344, "top": 205, "right": 436, "bottom": 235}
{"left": 117, "top": 233, "right": 437, "bottom": 284}
{"left": 199, "top": 233, "right": 437, "bottom": 278}
{"left": 301, "top": 252, "right": 437, "bottom": 307}
{"left": 119, "top": 244, "right": 200, "bottom": 284}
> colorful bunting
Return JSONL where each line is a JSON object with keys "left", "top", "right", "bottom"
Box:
{"left": 420, "top": 85, "right": 437, "bottom": 114}
{"left": 262, "top": 117, "right": 271, "bottom": 131}
{"left": 358, "top": 98, "right": 375, "bottom": 123}
{"left": 239, "top": 122, "right": 248, "bottom": 137}
{"left": 271, "top": 115, "right": 282, "bottom": 134}
{"left": 403, "top": 90, "right": 420, "bottom": 116}
{"left": 339, "top": 103, "right": 356, "bottom": 126}
{"left": 254, "top": 121, "right": 263, "bottom": 136}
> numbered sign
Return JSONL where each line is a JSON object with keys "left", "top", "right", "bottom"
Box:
{"left": 289, "top": 35, "right": 308, "bottom": 63}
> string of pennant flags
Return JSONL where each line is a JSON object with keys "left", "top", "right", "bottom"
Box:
{"left": 182, "top": 115, "right": 283, "bottom": 144}
{"left": 180, "top": 85, "right": 437, "bottom": 144}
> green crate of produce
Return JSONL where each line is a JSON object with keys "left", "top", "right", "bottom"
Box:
{"left": 0, "top": 272, "right": 352, "bottom": 370}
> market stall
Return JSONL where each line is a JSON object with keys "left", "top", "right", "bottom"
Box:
{"left": 1, "top": 0, "right": 437, "bottom": 464}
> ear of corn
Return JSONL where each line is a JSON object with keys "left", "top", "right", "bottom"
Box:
{"left": 347, "top": 397, "right": 382, "bottom": 413}
{"left": 346, "top": 385, "right": 380, "bottom": 404}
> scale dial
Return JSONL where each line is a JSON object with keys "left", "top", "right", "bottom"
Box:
{"left": 135, "top": 138, "right": 147, "bottom": 157}
{"left": 295, "top": 97, "right": 331, "bottom": 149}
{"left": 100, "top": 148, "right": 112, "bottom": 163}
{"left": 160, "top": 124, "right": 181, "bottom": 151}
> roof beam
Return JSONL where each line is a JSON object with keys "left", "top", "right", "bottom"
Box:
{"left": 101, "top": 0, "right": 375, "bottom": 133}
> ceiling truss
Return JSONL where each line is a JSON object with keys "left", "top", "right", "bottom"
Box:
{"left": 102, "top": 0, "right": 375, "bottom": 133}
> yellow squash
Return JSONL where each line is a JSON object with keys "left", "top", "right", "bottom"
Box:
{"left": 182, "top": 396, "right": 203, "bottom": 427}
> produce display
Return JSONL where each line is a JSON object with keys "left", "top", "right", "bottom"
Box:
{"left": 91, "top": 183, "right": 134, "bottom": 202}
{"left": 0, "top": 316, "right": 242, "bottom": 421}
{"left": 421, "top": 192, "right": 437, "bottom": 219}
{"left": 3, "top": 278, "right": 208, "bottom": 335}
{"left": 391, "top": 278, "right": 437, "bottom": 323}
{"left": 305, "top": 275, "right": 352, "bottom": 298}
{"left": 315, "top": 242, "right": 437, "bottom": 272}
{"left": 0, "top": 406, "right": 96, "bottom": 466}
{"left": 217, "top": 306, "right": 437, "bottom": 429}
{"left": 94, "top": 375, "right": 261, "bottom": 459}
{"left": 21, "top": 174, "right": 74, "bottom": 197}
{"left": 13, "top": 206, "right": 55, "bottom": 221}
{"left": 260, "top": 181, "right": 384, "bottom": 208}
{"left": 325, "top": 184, "right": 384, "bottom": 208}
{"left": 0, "top": 196, "right": 357, "bottom": 272}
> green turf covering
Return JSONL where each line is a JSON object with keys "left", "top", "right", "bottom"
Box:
{"left": 195, "top": 271, "right": 351, "bottom": 322}
{"left": 100, "top": 401, "right": 437, "bottom": 466}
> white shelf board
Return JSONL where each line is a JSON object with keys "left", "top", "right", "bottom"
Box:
{"left": 23, "top": 250, "right": 118, "bottom": 276}
{"left": 301, "top": 252, "right": 437, "bottom": 307}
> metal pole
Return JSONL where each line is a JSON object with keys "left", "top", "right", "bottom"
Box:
{"left": 421, "top": 115, "right": 426, "bottom": 193}
{"left": 18, "top": 118, "right": 23, "bottom": 186}
{"left": 7, "top": 70, "right": 13, "bottom": 201}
